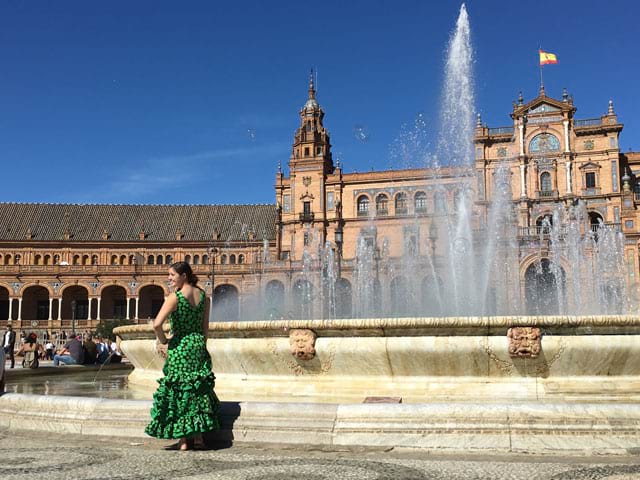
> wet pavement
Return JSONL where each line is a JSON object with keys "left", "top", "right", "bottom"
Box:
{"left": 1, "top": 428, "right": 640, "bottom": 479}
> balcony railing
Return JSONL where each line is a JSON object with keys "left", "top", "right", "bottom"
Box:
{"left": 574, "top": 118, "right": 602, "bottom": 127}
{"left": 581, "top": 187, "right": 601, "bottom": 196}
{"left": 488, "top": 126, "right": 514, "bottom": 135}
{"left": 518, "top": 223, "right": 621, "bottom": 237}
{"left": 0, "top": 263, "right": 255, "bottom": 274}
{"left": 357, "top": 210, "right": 370, "bottom": 217}
{"left": 298, "top": 212, "right": 315, "bottom": 223}
{"left": 536, "top": 190, "right": 558, "bottom": 199}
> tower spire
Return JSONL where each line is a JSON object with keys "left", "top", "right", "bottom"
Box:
{"left": 308, "top": 68, "right": 316, "bottom": 100}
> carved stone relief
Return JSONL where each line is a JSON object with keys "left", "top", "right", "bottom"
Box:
{"left": 507, "top": 327, "right": 541, "bottom": 358}
{"left": 289, "top": 328, "right": 317, "bottom": 360}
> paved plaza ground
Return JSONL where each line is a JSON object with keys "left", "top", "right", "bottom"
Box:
{"left": 1, "top": 427, "right": 640, "bottom": 479}
{"left": 3, "top": 359, "right": 640, "bottom": 479}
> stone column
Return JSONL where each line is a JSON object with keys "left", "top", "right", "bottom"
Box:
{"left": 126, "top": 299, "right": 130, "bottom": 320}
{"left": 57, "top": 299, "right": 62, "bottom": 321}
{"left": 563, "top": 120, "right": 570, "bottom": 153}
{"left": 48, "top": 298, "right": 53, "bottom": 321}
{"left": 565, "top": 161, "right": 572, "bottom": 194}
{"left": 17, "top": 297, "right": 22, "bottom": 321}
{"left": 8, "top": 298, "right": 12, "bottom": 321}
{"left": 96, "top": 297, "right": 101, "bottom": 321}
{"left": 135, "top": 297, "right": 139, "bottom": 320}
{"left": 87, "top": 298, "right": 92, "bottom": 321}
{"left": 520, "top": 164, "right": 526, "bottom": 197}
{"left": 518, "top": 123, "right": 525, "bottom": 156}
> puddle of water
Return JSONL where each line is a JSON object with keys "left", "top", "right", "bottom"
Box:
{"left": 3, "top": 370, "right": 152, "bottom": 400}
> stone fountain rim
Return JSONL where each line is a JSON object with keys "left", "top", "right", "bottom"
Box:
{"left": 114, "top": 314, "right": 640, "bottom": 338}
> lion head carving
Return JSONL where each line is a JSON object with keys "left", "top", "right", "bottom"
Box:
{"left": 289, "top": 329, "right": 317, "bottom": 361}
{"left": 507, "top": 327, "right": 541, "bottom": 358}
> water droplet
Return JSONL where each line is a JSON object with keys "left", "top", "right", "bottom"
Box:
{"left": 353, "top": 125, "right": 369, "bottom": 143}
{"left": 453, "top": 237, "right": 470, "bottom": 255}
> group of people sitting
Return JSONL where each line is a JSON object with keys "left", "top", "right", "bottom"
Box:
{"left": 5, "top": 328, "right": 122, "bottom": 369}
{"left": 53, "top": 333, "right": 122, "bottom": 367}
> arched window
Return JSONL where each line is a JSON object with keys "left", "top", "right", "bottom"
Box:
{"left": 34, "top": 255, "right": 42, "bottom": 265}
{"left": 202, "top": 254, "right": 208, "bottom": 265}
{"left": 147, "top": 255, "right": 155, "bottom": 265}
{"left": 376, "top": 194, "right": 388, "bottom": 216}
{"left": 220, "top": 255, "right": 227, "bottom": 265}
{"left": 395, "top": 192, "right": 408, "bottom": 214}
{"left": 184, "top": 255, "right": 191, "bottom": 264}
{"left": 589, "top": 211, "right": 604, "bottom": 233}
{"left": 230, "top": 254, "right": 236, "bottom": 265}
{"left": 536, "top": 214, "right": 553, "bottom": 235}
{"left": 44, "top": 255, "right": 51, "bottom": 265}
{"left": 129, "top": 255, "right": 135, "bottom": 265}
{"left": 3, "top": 254, "right": 10, "bottom": 265}
{"left": 357, "top": 195, "right": 370, "bottom": 216}
{"left": 193, "top": 255, "right": 200, "bottom": 265}
{"left": 81, "top": 255, "right": 88, "bottom": 265}
{"left": 157, "top": 255, "right": 163, "bottom": 265}
{"left": 110, "top": 255, "right": 118, "bottom": 265}
{"left": 415, "top": 191, "right": 427, "bottom": 213}
{"left": 91, "top": 255, "right": 98, "bottom": 265}
{"left": 238, "top": 254, "right": 245, "bottom": 264}
{"left": 14, "top": 254, "right": 21, "bottom": 265}
{"left": 120, "top": 255, "right": 127, "bottom": 265}
{"left": 166, "top": 254, "right": 173, "bottom": 264}
{"left": 54, "top": 254, "right": 61, "bottom": 265}
{"left": 72, "top": 255, "right": 80, "bottom": 266}
{"left": 540, "top": 172, "right": 552, "bottom": 192}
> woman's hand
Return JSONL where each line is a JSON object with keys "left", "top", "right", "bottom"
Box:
{"left": 155, "top": 339, "right": 168, "bottom": 359}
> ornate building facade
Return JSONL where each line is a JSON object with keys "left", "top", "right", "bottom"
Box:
{"left": 1, "top": 77, "right": 639, "bottom": 336}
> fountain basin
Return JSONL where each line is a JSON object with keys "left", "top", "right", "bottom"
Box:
{"left": 115, "top": 316, "right": 640, "bottom": 404}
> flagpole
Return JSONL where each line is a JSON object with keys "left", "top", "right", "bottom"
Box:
{"left": 538, "top": 46, "right": 544, "bottom": 91}
{"left": 539, "top": 63, "right": 544, "bottom": 91}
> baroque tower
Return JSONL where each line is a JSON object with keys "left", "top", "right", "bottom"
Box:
{"left": 276, "top": 70, "right": 335, "bottom": 261}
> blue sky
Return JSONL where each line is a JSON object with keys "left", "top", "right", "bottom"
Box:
{"left": 1, "top": 0, "right": 638, "bottom": 205}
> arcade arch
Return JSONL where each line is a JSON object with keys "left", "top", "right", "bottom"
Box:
{"left": 213, "top": 284, "right": 239, "bottom": 321}
{"left": 138, "top": 285, "right": 165, "bottom": 319}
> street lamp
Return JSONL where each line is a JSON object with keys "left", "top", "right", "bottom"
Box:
{"left": 334, "top": 226, "right": 344, "bottom": 318}
{"left": 335, "top": 226, "right": 343, "bottom": 280}
{"left": 70, "top": 299, "right": 77, "bottom": 336}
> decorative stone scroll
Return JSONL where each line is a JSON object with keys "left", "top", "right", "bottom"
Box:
{"left": 507, "top": 327, "right": 541, "bottom": 358}
{"left": 289, "top": 328, "right": 317, "bottom": 361}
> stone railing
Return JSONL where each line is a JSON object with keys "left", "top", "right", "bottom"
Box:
{"left": 574, "top": 118, "right": 602, "bottom": 127}
{"left": 488, "top": 126, "right": 514, "bottom": 135}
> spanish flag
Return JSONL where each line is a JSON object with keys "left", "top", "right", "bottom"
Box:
{"left": 539, "top": 50, "right": 558, "bottom": 66}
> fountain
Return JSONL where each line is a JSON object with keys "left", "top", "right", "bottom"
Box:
{"left": 2, "top": 4, "right": 640, "bottom": 454}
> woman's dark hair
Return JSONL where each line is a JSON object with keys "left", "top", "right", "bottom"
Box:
{"left": 25, "top": 332, "right": 37, "bottom": 344}
{"left": 170, "top": 261, "right": 199, "bottom": 285}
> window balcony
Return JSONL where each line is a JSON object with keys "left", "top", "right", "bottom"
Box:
{"left": 395, "top": 207, "right": 408, "bottom": 216}
{"left": 376, "top": 209, "right": 389, "bottom": 216}
{"left": 357, "top": 210, "right": 370, "bottom": 217}
{"left": 299, "top": 212, "right": 315, "bottom": 223}
{"left": 581, "top": 188, "right": 601, "bottom": 196}
{"left": 536, "top": 190, "right": 558, "bottom": 200}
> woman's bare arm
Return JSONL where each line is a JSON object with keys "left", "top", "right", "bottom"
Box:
{"left": 153, "top": 293, "right": 178, "bottom": 344}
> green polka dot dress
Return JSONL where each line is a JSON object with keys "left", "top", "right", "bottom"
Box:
{"left": 145, "top": 289, "right": 220, "bottom": 439}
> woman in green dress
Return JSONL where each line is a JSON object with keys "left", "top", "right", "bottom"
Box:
{"left": 145, "top": 261, "right": 220, "bottom": 450}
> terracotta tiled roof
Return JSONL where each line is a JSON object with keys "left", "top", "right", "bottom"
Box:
{"left": 0, "top": 203, "right": 277, "bottom": 242}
